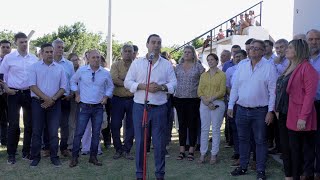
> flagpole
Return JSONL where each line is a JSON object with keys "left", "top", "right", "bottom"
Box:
{"left": 107, "top": 0, "right": 112, "bottom": 68}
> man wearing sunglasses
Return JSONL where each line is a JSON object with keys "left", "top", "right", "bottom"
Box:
{"left": 228, "top": 39, "right": 277, "bottom": 180}
{"left": 69, "top": 49, "right": 114, "bottom": 167}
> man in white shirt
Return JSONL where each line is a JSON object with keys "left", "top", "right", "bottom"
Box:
{"left": 0, "top": 32, "right": 38, "bottom": 164}
{"left": 228, "top": 39, "right": 277, "bottom": 179}
{"left": 124, "top": 34, "right": 177, "bottom": 180}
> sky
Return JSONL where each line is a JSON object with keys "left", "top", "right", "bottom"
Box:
{"left": 1, "top": 0, "right": 293, "bottom": 55}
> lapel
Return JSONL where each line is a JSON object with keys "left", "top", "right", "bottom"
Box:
{"left": 286, "top": 61, "right": 306, "bottom": 93}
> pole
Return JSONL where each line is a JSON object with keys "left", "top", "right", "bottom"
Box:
{"left": 27, "top": 30, "right": 35, "bottom": 53}
{"left": 142, "top": 53, "right": 154, "bottom": 180}
{"left": 107, "top": 0, "right": 112, "bottom": 68}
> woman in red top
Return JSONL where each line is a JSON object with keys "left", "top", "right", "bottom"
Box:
{"left": 285, "top": 39, "right": 318, "bottom": 180}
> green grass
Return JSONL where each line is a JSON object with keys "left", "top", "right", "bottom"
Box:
{"left": 0, "top": 129, "right": 284, "bottom": 180}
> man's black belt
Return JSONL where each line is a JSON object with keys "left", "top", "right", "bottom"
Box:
{"left": 9, "top": 88, "right": 30, "bottom": 94}
{"left": 239, "top": 105, "right": 268, "bottom": 110}
{"left": 80, "top": 102, "right": 102, "bottom": 107}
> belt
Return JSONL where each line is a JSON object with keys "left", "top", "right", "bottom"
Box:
{"left": 9, "top": 87, "right": 30, "bottom": 94}
{"left": 32, "top": 96, "right": 44, "bottom": 102}
{"left": 239, "top": 105, "right": 268, "bottom": 110}
{"left": 80, "top": 102, "right": 102, "bottom": 107}
{"left": 147, "top": 104, "right": 159, "bottom": 108}
{"left": 114, "top": 95, "right": 133, "bottom": 100}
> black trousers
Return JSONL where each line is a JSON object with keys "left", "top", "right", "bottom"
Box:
{"left": 267, "top": 113, "right": 280, "bottom": 150}
{"left": 102, "top": 98, "right": 112, "bottom": 146}
{"left": 278, "top": 113, "right": 292, "bottom": 177}
{"left": 7, "top": 90, "right": 32, "bottom": 156}
{"left": 288, "top": 130, "right": 315, "bottom": 179}
{"left": 174, "top": 98, "right": 200, "bottom": 147}
{"left": 0, "top": 94, "right": 8, "bottom": 145}
{"left": 315, "top": 101, "right": 320, "bottom": 174}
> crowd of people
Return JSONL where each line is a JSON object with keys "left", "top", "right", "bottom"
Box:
{"left": 0, "top": 29, "right": 319, "bottom": 180}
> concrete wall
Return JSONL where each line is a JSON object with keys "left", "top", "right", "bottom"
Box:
{"left": 293, "top": 0, "right": 320, "bottom": 35}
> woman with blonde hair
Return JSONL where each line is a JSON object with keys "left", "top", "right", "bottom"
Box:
{"left": 198, "top": 53, "right": 226, "bottom": 164}
{"left": 284, "top": 39, "right": 318, "bottom": 180}
{"left": 174, "top": 45, "right": 205, "bottom": 161}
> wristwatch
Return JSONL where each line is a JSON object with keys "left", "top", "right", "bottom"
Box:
{"left": 161, "top": 85, "right": 166, "bottom": 91}
{"left": 52, "top": 97, "right": 57, "bottom": 102}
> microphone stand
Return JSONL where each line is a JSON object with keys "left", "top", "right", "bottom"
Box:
{"left": 142, "top": 54, "right": 153, "bottom": 180}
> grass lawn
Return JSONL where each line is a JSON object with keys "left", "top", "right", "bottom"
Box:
{"left": 0, "top": 129, "right": 284, "bottom": 180}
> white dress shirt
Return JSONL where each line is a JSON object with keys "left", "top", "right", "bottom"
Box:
{"left": 0, "top": 51, "right": 38, "bottom": 90}
{"left": 70, "top": 65, "right": 114, "bottom": 104}
{"left": 28, "top": 60, "right": 67, "bottom": 98}
{"left": 226, "top": 65, "right": 237, "bottom": 88}
{"left": 124, "top": 56, "right": 177, "bottom": 105}
{"left": 228, "top": 58, "right": 277, "bottom": 112}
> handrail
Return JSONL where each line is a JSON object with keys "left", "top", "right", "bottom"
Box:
{"left": 170, "top": 1, "right": 263, "bottom": 54}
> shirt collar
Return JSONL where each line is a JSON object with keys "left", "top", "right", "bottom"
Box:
{"left": 14, "top": 50, "right": 30, "bottom": 58}
{"left": 40, "top": 59, "right": 57, "bottom": 66}
{"left": 55, "top": 57, "right": 66, "bottom": 63}
{"left": 86, "top": 65, "right": 102, "bottom": 72}
{"left": 311, "top": 53, "right": 320, "bottom": 61}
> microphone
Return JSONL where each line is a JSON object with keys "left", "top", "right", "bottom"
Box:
{"left": 149, "top": 52, "right": 155, "bottom": 60}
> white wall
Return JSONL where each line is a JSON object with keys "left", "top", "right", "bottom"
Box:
{"left": 261, "top": 0, "right": 294, "bottom": 41}
{"left": 293, "top": 0, "right": 320, "bottom": 35}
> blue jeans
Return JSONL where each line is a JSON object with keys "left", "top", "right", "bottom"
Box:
{"left": 236, "top": 105, "right": 268, "bottom": 172}
{"left": 111, "top": 96, "right": 134, "bottom": 153}
{"left": 133, "top": 103, "right": 167, "bottom": 179}
{"left": 72, "top": 103, "right": 104, "bottom": 157}
{"left": 31, "top": 98, "right": 61, "bottom": 161}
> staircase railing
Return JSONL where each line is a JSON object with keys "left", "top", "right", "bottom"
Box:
{"left": 170, "top": 1, "right": 263, "bottom": 54}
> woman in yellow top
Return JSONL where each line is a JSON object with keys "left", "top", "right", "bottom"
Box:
{"left": 198, "top": 53, "right": 226, "bottom": 164}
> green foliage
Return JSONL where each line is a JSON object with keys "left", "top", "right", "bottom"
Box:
{"left": 162, "top": 45, "right": 183, "bottom": 63}
{"left": 29, "top": 22, "right": 123, "bottom": 61}
{"left": 0, "top": 29, "right": 15, "bottom": 43}
{"left": 192, "top": 38, "right": 204, "bottom": 49}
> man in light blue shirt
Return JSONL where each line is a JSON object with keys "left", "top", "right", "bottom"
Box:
{"left": 28, "top": 43, "right": 67, "bottom": 167}
{"left": 273, "top": 39, "right": 290, "bottom": 77}
{"left": 52, "top": 39, "right": 75, "bottom": 157}
{"left": 307, "top": 29, "right": 320, "bottom": 177}
{"left": 69, "top": 49, "right": 114, "bottom": 167}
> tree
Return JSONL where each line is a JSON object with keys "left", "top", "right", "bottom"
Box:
{"left": 0, "top": 29, "right": 15, "bottom": 43}
{"left": 31, "top": 22, "right": 123, "bottom": 62}
{"left": 32, "top": 22, "right": 102, "bottom": 56}
{"left": 162, "top": 45, "right": 183, "bottom": 63}
{"left": 192, "top": 38, "right": 204, "bottom": 49}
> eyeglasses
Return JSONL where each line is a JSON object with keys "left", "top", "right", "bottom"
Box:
{"left": 250, "top": 47, "right": 264, "bottom": 51}
{"left": 92, "top": 72, "right": 95, "bottom": 82}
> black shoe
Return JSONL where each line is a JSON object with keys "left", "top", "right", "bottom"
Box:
{"left": 256, "top": 171, "right": 266, "bottom": 180}
{"left": 22, "top": 154, "right": 33, "bottom": 161}
{"left": 268, "top": 148, "right": 280, "bottom": 154}
{"left": 89, "top": 156, "right": 102, "bottom": 166}
{"left": 113, "top": 151, "right": 123, "bottom": 159}
{"left": 69, "top": 157, "right": 79, "bottom": 168}
{"left": 30, "top": 159, "right": 40, "bottom": 167}
{"left": 230, "top": 167, "right": 247, "bottom": 176}
{"left": 165, "top": 149, "right": 170, "bottom": 158}
{"left": 52, "top": 158, "right": 62, "bottom": 167}
{"left": 123, "top": 152, "right": 134, "bottom": 160}
{"left": 7, "top": 156, "right": 16, "bottom": 165}
{"left": 231, "top": 154, "right": 240, "bottom": 160}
